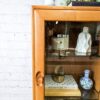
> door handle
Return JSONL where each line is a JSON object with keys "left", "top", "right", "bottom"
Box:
{"left": 36, "top": 71, "right": 44, "bottom": 87}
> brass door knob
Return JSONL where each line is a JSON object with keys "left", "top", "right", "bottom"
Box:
{"left": 36, "top": 71, "right": 44, "bottom": 87}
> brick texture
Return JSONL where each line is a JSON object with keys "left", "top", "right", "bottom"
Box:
{"left": 0, "top": 0, "right": 44, "bottom": 100}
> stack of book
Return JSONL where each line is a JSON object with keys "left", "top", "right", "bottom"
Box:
{"left": 68, "top": 1, "right": 100, "bottom": 6}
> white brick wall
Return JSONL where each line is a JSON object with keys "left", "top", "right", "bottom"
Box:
{"left": 0, "top": 0, "right": 44, "bottom": 100}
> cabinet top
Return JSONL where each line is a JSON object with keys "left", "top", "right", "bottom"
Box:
{"left": 32, "top": 5, "right": 100, "bottom": 11}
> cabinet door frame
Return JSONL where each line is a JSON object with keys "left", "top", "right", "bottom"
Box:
{"left": 32, "top": 6, "right": 100, "bottom": 100}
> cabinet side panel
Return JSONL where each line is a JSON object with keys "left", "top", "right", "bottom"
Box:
{"left": 37, "top": 10, "right": 100, "bottom": 21}
{"left": 32, "top": 8, "right": 35, "bottom": 100}
{"left": 33, "top": 10, "right": 45, "bottom": 100}
{"left": 92, "top": 60, "right": 100, "bottom": 92}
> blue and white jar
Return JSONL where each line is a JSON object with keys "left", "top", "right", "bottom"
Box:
{"left": 80, "top": 69, "right": 93, "bottom": 90}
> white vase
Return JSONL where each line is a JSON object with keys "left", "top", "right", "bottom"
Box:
{"left": 44, "top": 0, "right": 55, "bottom": 6}
{"left": 55, "top": 0, "right": 64, "bottom": 6}
{"left": 55, "top": 0, "right": 72, "bottom": 6}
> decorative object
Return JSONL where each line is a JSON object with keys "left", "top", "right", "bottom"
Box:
{"left": 52, "top": 34, "right": 69, "bottom": 57}
{"left": 68, "top": 1, "right": 100, "bottom": 6}
{"left": 52, "top": 34, "right": 69, "bottom": 50}
{"left": 80, "top": 69, "right": 93, "bottom": 90}
{"left": 55, "top": 0, "right": 64, "bottom": 6}
{"left": 44, "top": 0, "right": 55, "bottom": 6}
{"left": 55, "top": 0, "right": 71, "bottom": 6}
{"left": 75, "top": 26, "right": 92, "bottom": 55}
{"left": 52, "top": 66, "right": 65, "bottom": 83}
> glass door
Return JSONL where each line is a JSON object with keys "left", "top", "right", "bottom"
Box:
{"left": 45, "top": 21, "right": 99, "bottom": 100}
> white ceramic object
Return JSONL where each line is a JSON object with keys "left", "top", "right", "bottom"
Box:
{"left": 44, "top": 0, "right": 55, "bottom": 5}
{"left": 55, "top": 0, "right": 72, "bottom": 6}
{"left": 80, "top": 69, "right": 93, "bottom": 90}
{"left": 55, "top": 0, "right": 64, "bottom": 6}
{"left": 52, "top": 34, "right": 69, "bottom": 50}
{"left": 75, "top": 27, "right": 92, "bottom": 55}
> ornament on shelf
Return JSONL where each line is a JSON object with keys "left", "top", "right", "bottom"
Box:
{"left": 75, "top": 27, "right": 92, "bottom": 56}
{"left": 80, "top": 69, "right": 93, "bottom": 90}
{"left": 52, "top": 66, "right": 65, "bottom": 83}
{"left": 44, "top": 0, "right": 55, "bottom": 6}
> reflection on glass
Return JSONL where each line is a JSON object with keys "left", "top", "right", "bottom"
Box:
{"left": 45, "top": 21, "right": 98, "bottom": 57}
{"left": 45, "top": 21, "right": 99, "bottom": 100}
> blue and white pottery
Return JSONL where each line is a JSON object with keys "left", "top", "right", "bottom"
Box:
{"left": 80, "top": 69, "right": 93, "bottom": 90}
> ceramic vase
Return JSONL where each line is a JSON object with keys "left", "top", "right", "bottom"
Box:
{"left": 80, "top": 69, "right": 93, "bottom": 90}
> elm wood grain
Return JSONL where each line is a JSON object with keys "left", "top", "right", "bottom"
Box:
{"left": 46, "top": 57, "right": 98, "bottom": 66}
{"left": 91, "top": 60, "right": 100, "bottom": 92}
{"left": 45, "top": 88, "right": 81, "bottom": 96}
{"left": 45, "top": 90, "right": 98, "bottom": 100}
{"left": 34, "top": 10, "right": 100, "bottom": 21}
{"left": 33, "top": 10, "right": 45, "bottom": 100}
{"left": 45, "top": 96, "right": 80, "bottom": 100}
{"left": 32, "top": 6, "right": 100, "bottom": 11}
{"left": 46, "top": 56, "right": 100, "bottom": 67}
{"left": 46, "top": 56, "right": 97, "bottom": 62}
{"left": 32, "top": 9, "right": 35, "bottom": 100}
{"left": 46, "top": 61, "right": 93, "bottom": 65}
{"left": 45, "top": 65, "right": 92, "bottom": 73}
{"left": 33, "top": 6, "right": 100, "bottom": 100}
{"left": 32, "top": 6, "right": 100, "bottom": 21}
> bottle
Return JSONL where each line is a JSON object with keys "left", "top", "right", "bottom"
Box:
{"left": 80, "top": 69, "right": 93, "bottom": 90}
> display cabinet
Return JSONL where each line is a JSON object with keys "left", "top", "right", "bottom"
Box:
{"left": 32, "top": 6, "right": 100, "bottom": 100}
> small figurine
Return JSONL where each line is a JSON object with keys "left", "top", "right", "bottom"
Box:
{"left": 75, "top": 27, "right": 92, "bottom": 55}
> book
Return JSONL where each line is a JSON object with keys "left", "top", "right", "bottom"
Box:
{"left": 68, "top": 1, "right": 100, "bottom": 6}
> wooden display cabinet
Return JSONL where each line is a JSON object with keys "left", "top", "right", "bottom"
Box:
{"left": 32, "top": 6, "right": 100, "bottom": 100}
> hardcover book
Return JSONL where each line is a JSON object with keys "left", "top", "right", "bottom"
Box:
{"left": 68, "top": 1, "right": 100, "bottom": 6}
